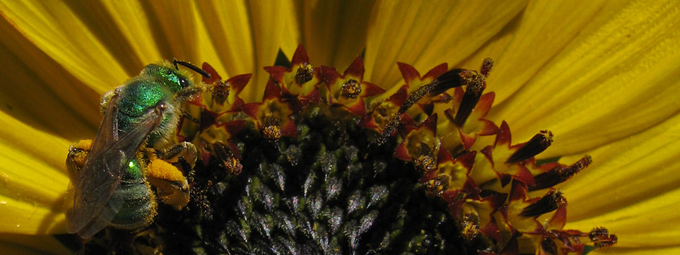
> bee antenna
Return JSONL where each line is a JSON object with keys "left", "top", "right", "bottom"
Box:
{"left": 173, "top": 59, "right": 211, "bottom": 79}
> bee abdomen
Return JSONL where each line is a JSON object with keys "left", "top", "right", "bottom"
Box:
{"left": 109, "top": 160, "right": 158, "bottom": 229}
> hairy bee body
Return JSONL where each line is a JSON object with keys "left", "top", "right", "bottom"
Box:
{"left": 66, "top": 60, "right": 206, "bottom": 239}
{"left": 107, "top": 158, "right": 157, "bottom": 229}
{"left": 107, "top": 65, "right": 186, "bottom": 148}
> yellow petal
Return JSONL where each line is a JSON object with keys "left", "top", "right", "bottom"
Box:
{"left": 0, "top": 194, "right": 66, "bottom": 234}
{"left": 52, "top": 1, "right": 160, "bottom": 71}
{"left": 0, "top": 234, "right": 72, "bottom": 255}
{"left": 589, "top": 246, "right": 680, "bottom": 255}
{"left": 0, "top": 111, "right": 70, "bottom": 234}
{"left": 297, "top": 0, "right": 375, "bottom": 70}
{"left": 195, "top": 1, "right": 255, "bottom": 81}
{"left": 0, "top": 1, "right": 133, "bottom": 92}
{"left": 558, "top": 112, "right": 680, "bottom": 247}
{"left": 280, "top": 8, "right": 301, "bottom": 60}
{"left": 242, "top": 0, "right": 299, "bottom": 102}
{"left": 364, "top": 0, "right": 527, "bottom": 89}
{"left": 487, "top": 0, "right": 680, "bottom": 157}
{"left": 566, "top": 189, "right": 680, "bottom": 248}
{"left": 0, "top": 13, "right": 100, "bottom": 140}
{"left": 139, "top": 1, "right": 200, "bottom": 61}
{"left": 195, "top": 1, "right": 299, "bottom": 102}
{"left": 467, "top": 0, "right": 614, "bottom": 104}
{"left": 99, "top": 1, "right": 165, "bottom": 64}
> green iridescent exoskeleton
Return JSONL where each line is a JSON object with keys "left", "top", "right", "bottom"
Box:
{"left": 65, "top": 60, "right": 210, "bottom": 239}
{"left": 107, "top": 158, "right": 155, "bottom": 229}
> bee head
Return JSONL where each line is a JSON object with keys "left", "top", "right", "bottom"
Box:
{"left": 142, "top": 60, "right": 210, "bottom": 92}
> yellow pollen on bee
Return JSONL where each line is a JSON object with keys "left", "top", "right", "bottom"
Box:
{"left": 146, "top": 159, "right": 184, "bottom": 183}
{"left": 74, "top": 139, "right": 94, "bottom": 150}
{"left": 146, "top": 158, "right": 190, "bottom": 210}
{"left": 68, "top": 139, "right": 94, "bottom": 167}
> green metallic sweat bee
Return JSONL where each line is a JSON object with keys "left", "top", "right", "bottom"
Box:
{"left": 65, "top": 60, "right": 210, "bottom": 239}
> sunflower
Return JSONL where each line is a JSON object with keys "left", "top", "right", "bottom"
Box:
{"left": 0, "top": 0, "right": 678, "bottom": 254}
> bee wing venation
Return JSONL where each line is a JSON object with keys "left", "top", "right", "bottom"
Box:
{"left": 68, "top": 93, "right": 167, "bottom": 238}
{"left": 67, "top": 93, "right": 123, "bottom": 236}
{"left": 73, "top": 191, "right": 125, "bottom": 239}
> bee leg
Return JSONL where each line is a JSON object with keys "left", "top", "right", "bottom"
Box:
{"left": 65, "top": 139, "right": 94, "bottom": 217}
{"left": 66, "top": 139, "right": 94, "bottom": 179}
{"left": 181, "top": 110, "right": 200, "bottom": 124}
{"left": 144, "top": 142, "right": 196, "bottom": 210}
{"left": 175, "top": 86, "right": 204, "bottom": 102}
{"left": 145, "top": 158, "right": 190, "bottom": 210}
{"left": 156, "top": 141, "right": 198, "bottom": 168}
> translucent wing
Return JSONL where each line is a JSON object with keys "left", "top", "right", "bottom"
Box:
{"left": 66, "top": 92, "right": 167, "bottom": 239}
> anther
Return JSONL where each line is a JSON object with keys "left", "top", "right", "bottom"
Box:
{"left": 212, "top": 81, "right": 230, "bottom": 105}
{"left": 429, "top": 69, "right": 467, "bottom": 96}
{"left": 295, "top": 63, "right": 315, "bottom": 85}
{"left": 263, "top": 125, "right": 282, "bottom": 141}
{"left": 341, "top": 79, "right": 362, "bottom": 99}
{"left": 530, "top": 155, "right": 592, "bottom": 191}
{"left": 376, "top": 81, "right": 436, "bottom": 145}
{"left": 414, "top": 143, "right": 436, "bottom": 172}
{"left": 460, "top": 213, "right": 480, "bottom": 241}
{"left": 212, "top": 142, "right": 242, "bottom": 175}
{"left": 589, "top": 227, "right": 618, "bottom": 248}
{"left": 375, "top": 113, "right": 401, "bottom": 145}
{"left": 263, "top": 115, "right": 282, "bottom": 141}
{"left": 453, "top": 74, "right": 485, "bottom": 127}
{"left": 399, "top": 83, "right": 434, "bottom": 114}
{"left": 415, "top": 154, "right": 437, "bottom": 172}
{"left": 506, "top": 130, "right": 553, "bottom": 164}
{"left": 426, "top": 175, "right": 449, "bottom": 196}
{"left": 540, "top": 237, "right": 558, "bottom": 255}
{"left": 519, "top": 190, "right": 565, "bottom": 217}
{"left": 480, "top": 58, "right": 494, "bottom": 78}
